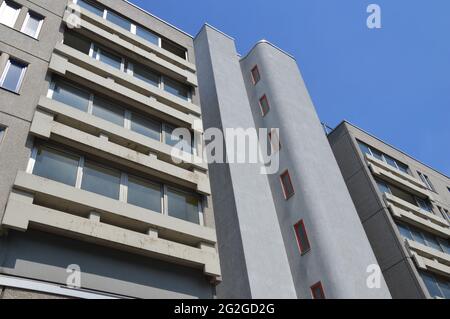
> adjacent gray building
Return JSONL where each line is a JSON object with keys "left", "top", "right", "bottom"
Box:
{"left": 193, "top": 25, "right": 391, "bottom": 299}
{"left": 0, "top": 0, "right": 220, "bottom": 298}
{"left": 328, "top": 121, "right": 450, "bottom": 299}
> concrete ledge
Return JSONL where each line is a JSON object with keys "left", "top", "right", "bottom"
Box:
{"left": 37, "top": 96, "right": 207, "bottom": 171}
{"left": 70, "top": 4, "right": 196, "bottom": 73}
{"left": 385, "top": 193, "right": 449, "bottom": 230}
{"left": 30, "top": 109, "right": 211, "bottom": 194}
{"left": 1, "top": 191, "right": 221, "bottom": 278}
{"left": 369, "top": 160, "right": 433, "bottom": 200}
{"left": 48, "top": 53, "right": 197, "bottom": 129}
{"left": 62, "top": 13, "right": 197, "bottom": 87}
{"left": 410, "top": 250, "right": 450, "bottom": 278}
{"left": 53, "top": 44, "right": 200, "bottom": 116}
{"left": 406, "top": 239, "right": 450, "bottom": 266}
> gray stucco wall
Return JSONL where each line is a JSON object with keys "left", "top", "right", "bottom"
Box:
{"left": 238, "top": 43, "right": 391, "bottom": 299}
{"left": 194, "top": 25, "right": 297, "bottom": 299}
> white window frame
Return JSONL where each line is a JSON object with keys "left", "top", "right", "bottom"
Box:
{"left": 20, "top": 11, "right": 44, "bottom": 39}
{"left": 27, "top": 144, "right": 204, "bottom": 225}
{"left": 0, "top": 0, "right": 21, "bottom": 28}
{"left": 0, "top": 59, "right": 27, "bottom": 93}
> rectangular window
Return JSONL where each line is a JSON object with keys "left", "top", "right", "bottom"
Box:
{"left": 294, "top": 220, "right": 311, "bottom": 254}
{"left": 418, "top": 172, "right": 436, "bottom": 192}
{"left": 21, "top": 11, "right": 44, "bottom": 39}
{"left": 161, "top": 39, "right": 187, "bottom": 60}
{"left": 251, "top": 65, "right": 260, "bottom": 84}
{"left": 167, "top": 187, "right": 200, "bottom": 224}
{"left": 397, "top": 223, "right": 413, "bottom": 241}
{"left": 420, "top": 272, "right": 450, "bottom": 299}
{"left": 81, "top": 161, "right": 121, "bottom": 200}
{"left": 259, "top": 95, "right": 270, "bottom": 116}
{"left": 94, "top": 46, "right": 122, "bottom": 70}
{"left": 280, "top": 170, "right": 294, "bottom": 199}
{"left": 375, "top": 178, "right": 391, "bottom": 195}
{"left": 133, "top": 63, "right": 160, "bottom": 87}
{"left": 0, "top": 126, "right": 5, "bottom": 143}
{"left": 310, "top": 282, "right": 326, "bottom": 299}
{"left": 64, "top": 31, "right": 91, "bottom": 55}
{"left": 357, "top": 141, "right": 410, "bottom": 174}
{"left": 106, "top": 11, "right": 131, "bottom": 31}
{"left": 164, "top": 124, "right": 192, "bottom": 154}
{"left": 136, "top": 26, "right": 159, "bottom": 46}
{"left": 92, "top": 96, "right": 125, "bottom": 127}
{"left": 130, "top": 113, "right": 161, "bottom": 141}
{"left": 164, "top": 78, "right": 190, "bottom": 101}
{"left": 0, "top": 1, "right": 21, "bottom": 28}
{"left": 415, "top": 197, "right": 433, "bottom": 213}
{"left": 127, "top": 175, "right": 161, "bottom": 212}
{"left": 52, "top": 80, "right": 90, "bottom": 112}
{"left": 77, "top": 0, "right": 104, "bottom": 17}
{"left": 0, "top": 59, "right": 27, "bottom": 93}
{"left": 33, "top": 146, "right": 79, "bottom": 187}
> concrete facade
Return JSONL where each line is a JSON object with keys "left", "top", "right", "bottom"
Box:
{"left": 328, "top": 122, "right": 450, "bottom": 299}
{"left": 0, "top": 0, "right": 220, "bottom": 298}
{"left": 194, "top": 25, "right": 391, "bottom": 299}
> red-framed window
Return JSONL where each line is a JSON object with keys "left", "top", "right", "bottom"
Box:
{"left": 294, "top": 220, "right": 310, "bottom": 254}
{"left": 251, "top": 65, "right": 260, "bottom": 85}
{"left": 280, "top": 170, "right": 294, "bottom": 199}
{"left": 310, "top": 282, "right": 326, "bottom": 299}
{"left": 268, "top": 129, "right": 281, "bottom": 152}
{"left": 259, "top": 95, "right": 270, "bottom": 116}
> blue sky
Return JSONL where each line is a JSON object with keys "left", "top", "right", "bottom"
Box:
{"left": 132, "top": 0, "right": 449, "bottom": 176}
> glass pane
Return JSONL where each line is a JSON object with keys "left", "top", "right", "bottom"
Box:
{"left": 0, "top": 1, "right": 21, "bottom": 28}
{"left": 127, "top": 176, "right": 161, "bottom": 212}
{"left": 375, "top": 179, "right": 390, "bottom": 194}
{"left": 1, "top": 60, "right": 25, "bottom": 92}
{"left": 164, "top": 78, "right": 189, "bottom": 100}
{"left": 33, "top": 147, "right": 79, "bottom": 186}
{"left": 161, "top": 39, "right": 186, "bottom": 60}
{"left": 358, "top": 142, "right": 371, "bottom": 156}
{"left": 295, "top": 222, "right": 310, "bottom": 253}
{"left": 0, "top": 127, "right": 4, "bottom": 142}
{"left": 130, "top": 113, "right": 161, "bottom": 141}
{"left": 167, "top": 188, "right": 200, "bottom": 224}
{"left": 438, "top": 238, "right": 450, "bottom": 255}
{"left": 133, "top": 64, "right": 160, "bottom": 87}
{"left": 164, "top": 125, "right": 192, "bottom": 153}
{"left": 397, "top": 223, "right": 412, "bottom": 240}
{"left": 260, "top": 96, "right": 270, "bottom": 115}
{"left": 423, "top": 232, "right": 443, "bottom": 252}
{"left": 22, "top": 13, "right": 42, "bottom": 38}
{"left": 281, "top": 172, "right": 294, "bottom": 198}
{"left": 438, "top": 279, "right": 450, "bottom": 299}
{"left": 384, "top": 155, "right": 397, "bottom": 169}
{"left": 371, "top": 148, "right": 384, "bottom": 161}
{"left": 97, "top": 48, "right": 122, "bottom": 70}
{"left": 397, "top": 162, "right": 409, "bottom": 174}
{"left": 77, "top": 0, "right": 104, "bottom": 17}
{"left": 81, "top": 161, "right": 120, "bottom": 199}
{"left": 64, "top": 32, "right": 91, "bottom": 55}
{"left": 416, "top": 197, "right": 432, "bottom": 213}
{"left": 420, "top": 272, "right": 443, "bottom": 298}
{"left": 92, "top": 97, "right": 125, "bottom": 126}
{"left": 106, "top": 11, "right": 131, "bottom": 31}
{"left": 136, "top": 26, "right": 159, "bottom": 45}
{"left": 52, "top": 81, "right": 90, "bottom": 112}
{"left": 410, "top": 228, "right": 426, "bottom": 246}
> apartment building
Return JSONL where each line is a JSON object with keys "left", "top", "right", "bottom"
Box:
{"left": 0, "top": 0, "right": 220, "bottom": 299}
{"left": 193, "top": 25, "right": 392, "bottom": 299}
{"left": 328, "top": 122, "right": 450, "bottom": 299}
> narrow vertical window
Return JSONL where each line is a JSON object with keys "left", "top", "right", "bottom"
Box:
{"left": 0, "top": 126, "right": 6, "bottom": 144}
{"left": 0, "top": 1, "right": 21, "bottom": 28}
{"left": 259, "top": 95, "right": 270, "bottom": 116}
{"left": 417, "top": 172, "right": 436, "bottom": 192}
{"left": 77, "top": 0, "right": 104, "bottom": 17}
{"left": 280, "top": 170, "right": 294, "bottom": 199}
{"left": 21, "top": 11, "right": 44, "bottom": 39}
{"left": 311, "top": 282, "right": 326, "bottom": 299}
{"left": 251, "top": 65, "right": 260, "bottom": 84}
{"left": 294, "top": 220, "right": 311, "bottom": 254}
{"left": 0, "top": 59, "right": 27, "bottom": 93}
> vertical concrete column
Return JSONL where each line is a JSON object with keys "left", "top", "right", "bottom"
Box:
{"left": 14, "top": 7, "right": 29, "bottom": 31}
{"left": 0, "top": 53, "right": 10, "bottom": 76}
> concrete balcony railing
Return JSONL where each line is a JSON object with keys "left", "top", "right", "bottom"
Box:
{"left": 30, "top": 107, "right": 211, "bottom": 195}
{"left": 405, "top": 239, "right": 450, "bottom": 278}
{"left": 36, "top": 96, "right": 207, "bottom": 172}
{"left": 48, "top": 52, "right": 199, "bottom": 130}
{"left": 366, "top": 154, "right": 434, "bottom": 200}
{"left": 1, "top": 172, "right": 221, "bottom": 279}
{"left": 53, "top": 43, "right": 201, "bottom": 116}
{"left": 385, "top": 193, "right": 450, "bottom": 238}
{"left": 64, "top": 3, "right": 196, "bottom": 75}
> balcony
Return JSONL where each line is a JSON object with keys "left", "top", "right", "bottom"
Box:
{"left": 1, "top": 172, "right": 221, "bottom": 278}
{"left": 30, "top": 106, "right": 211, "bottom": 195}
{"left": 385, "top": 193, "right": 450, "bottom": 238}
{"left": 64, "top": 3, "right": 196, "bottom": 74}
{"left": 366, "top": 154, "right": 434, "bottom": 200}
{"left": 405, "top": 239, "right": 450, "bottom": 278}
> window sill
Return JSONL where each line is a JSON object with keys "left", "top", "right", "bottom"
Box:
{"left": 0, "top": 86, "right": 20, "bottom": 95}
